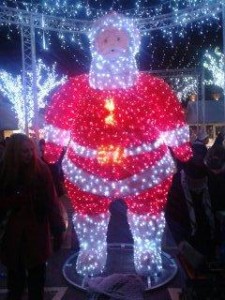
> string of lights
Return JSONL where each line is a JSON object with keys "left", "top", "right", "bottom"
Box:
{"left": 203, "top": 47, "right": 225, "bottom": 89}
{"left": 1, "top": 0, "right": 222, "bottom": 19}
{"left": 0, "top": 1, "right": 223, "bottom": 35}
{"left": 43, "top": 13, "right": 193, "bottom": 276}
{"left": 0, "top": 0, "right": 224, "bottom": 134}
{"left": 0, "top": 3, "right": 215, "bottom": 279}
{"left": 0, "top": 59, "right": 67, "bottom": 132}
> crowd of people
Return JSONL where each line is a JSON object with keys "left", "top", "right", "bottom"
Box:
{"left": 166, "top": 128, "right": 225, "bottom": 265}
{"left": 0, "top": 128, "right": 225, "bottom": 298}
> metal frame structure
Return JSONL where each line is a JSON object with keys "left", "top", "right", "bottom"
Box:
{"left": 150, "top": 68, "right": 202, "bottom": 124}
{"left": 0, "top": 1, "right": 224, "bottom": 136}
{"left": 20, "top": 20, "right": 37, "bottom": 135}
{"left": 138, "top": 1, "right": 223, "bottom": 33}
{"left": 0, "top": 5, "right": 89, "bottom": 136}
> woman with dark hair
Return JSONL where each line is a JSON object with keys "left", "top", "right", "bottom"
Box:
{"left": 0, "top": 133, "right": 65, "bottom": 300}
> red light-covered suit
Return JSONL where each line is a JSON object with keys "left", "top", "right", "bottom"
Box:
{"left": 44, "top": 13, "right": 192, "bottom": 277}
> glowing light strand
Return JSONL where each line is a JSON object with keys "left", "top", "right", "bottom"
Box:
{"left": 0, "top": 1, "right": 222, "bottom": 42}
{"left": 127, "top": 211, "right": 165, "bottom": 276}
{"left": 0, "top": 59, "right": 67, "bottom": 132}
{"left": 166, "top": 76, "right": 198, "bottom": 101}
{"left": 44, "top": 123, "right": 190, "bottom": 158}
{"left": 203, "top": 47, "right": 225, "bottom": 89}
{"left": 43, "top": 12, "right": 193, "bottom": 278}
{"left": 72, "top": 212, "right": 110, "bottom": 276}
{"left": 62, "top": 151, "right": 176, "bottom": 197}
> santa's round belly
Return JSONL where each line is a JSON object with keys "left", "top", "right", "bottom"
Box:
{"left": 62, "top": 91, "right": 176, "bottom": 199}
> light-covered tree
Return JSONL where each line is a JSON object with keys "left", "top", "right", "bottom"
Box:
{"left": 0, "top": 59, "right": 67, "bottom": 132}
{"left": 166, "top": 76, "right": 198, "bottom": 102}
{"left": 203, "top": 47, "right": 224, "bottom": 89}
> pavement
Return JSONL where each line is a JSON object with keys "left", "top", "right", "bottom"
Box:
{"left": 0, "top": 196, "right": 186, "bottom": 300}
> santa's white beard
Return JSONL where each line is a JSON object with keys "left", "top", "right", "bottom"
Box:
{"left": 89, "top": 53, "right": 138, "bottom": 90}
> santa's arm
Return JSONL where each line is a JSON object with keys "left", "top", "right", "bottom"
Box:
{"left": 43, "top": 80, "right": 75, "bottom": 164}
{"left": 162, "top": 125, "right": 192, "bottom": 162}
{"left": 154, "top": 78, "right": 192, "bottom": 162}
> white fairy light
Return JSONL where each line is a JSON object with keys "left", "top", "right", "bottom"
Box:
{"left": 166, "top": 76, "right": 198, "bottom": 102}
{"left": 1, "top": 0, "right": 222, "bottom": 52}
{"left": 72, "top": 212, "right": 110, "bottom": 276}
{"left": 43, "top": 12, "right": 193, "bottom": 279}
{"left": 88, "top": 13, "right": 140, "bottom": 90}
{"left": 127, "top": 211, "right": 165, "bottom": 276}
{"left": 203, "top": 47, "right": 225, "bottom": 89}
{"left": 0, "top": 59, "right": 67, "bottom": 132}
{"left": 0, "top": 71, "right": 24, "bottom": 130}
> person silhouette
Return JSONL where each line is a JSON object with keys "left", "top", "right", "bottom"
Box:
{"left": 0, "top": 133, "right": 65, "bottom": 300}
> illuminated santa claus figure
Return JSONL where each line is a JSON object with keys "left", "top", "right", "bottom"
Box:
{"left": 44, "top": 12, "right": 192, "bottom": 277}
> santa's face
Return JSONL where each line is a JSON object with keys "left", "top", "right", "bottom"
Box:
{"left": 94, "top": 27, "right": 129, "bottom": 59}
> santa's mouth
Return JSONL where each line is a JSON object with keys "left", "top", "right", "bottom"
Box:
{"left": 103, "top": 47, "right": 124, "bottom": 55}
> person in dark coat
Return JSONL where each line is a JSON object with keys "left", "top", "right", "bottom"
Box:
{"left": 0, "top": 133, "right": 66, "bottom": 300}
{"left": 167, "top": 128, "right": 216, "bottom": 259}
{"left": 38, "top": 139, "right": 66, "bottom": 197}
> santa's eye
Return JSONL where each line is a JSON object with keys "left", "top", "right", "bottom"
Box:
{"left": 104, "top": 39, "right": 108, "bottom": 43}
{"left": 117, "top": 37, "right": 120, "bottom": 41}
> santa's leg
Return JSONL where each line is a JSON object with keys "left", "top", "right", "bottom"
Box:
{"left": 127, "top": 211, "right": 165, "bottom": 276}
{"left": 72, "top": 212, "right": 110, "bottom": 276}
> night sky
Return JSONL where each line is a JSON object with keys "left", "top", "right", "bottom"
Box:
{"left": 0, "top": 1, "right": 223, "bottom": 79}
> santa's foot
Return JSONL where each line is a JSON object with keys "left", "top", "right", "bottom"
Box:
{"left": 134, "top": 250, "right": 163, "bottom": 277}
{"left": 76, "top": 249, "right": 107, "bottom": 276}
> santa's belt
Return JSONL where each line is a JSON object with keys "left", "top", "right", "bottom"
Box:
{"left": 62, "top": 150, "right": 176, "bottom": 197}
{"left": 69, "top": 138, "right": 164, "bottom": 159}
{"left": 44, "top": 123, "right": 190, "bottom": 159}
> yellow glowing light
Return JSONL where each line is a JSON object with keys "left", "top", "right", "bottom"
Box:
{"left": 105, "top": 114, "right": 115, "bottom": 125}
{"left": 97, "top": 145, "right": 125, "bottom": 164}
{"left": 104, "top": 98, "right": 115, "bottom": 111}
{"left": 104, "top": 97, "right": 116, "bottom": 125}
